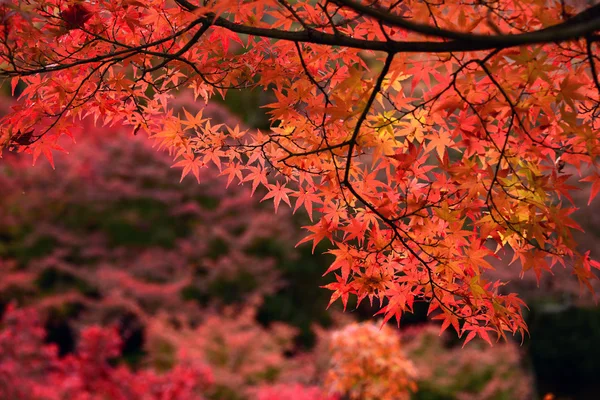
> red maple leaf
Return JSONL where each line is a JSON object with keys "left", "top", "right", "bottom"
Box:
{"left": 61, "top": 4, "right": 92, "bottom": 31}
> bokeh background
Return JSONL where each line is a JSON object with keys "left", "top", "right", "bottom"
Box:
{"left": 1, "top": 79, "right": 599, "bottom": 400}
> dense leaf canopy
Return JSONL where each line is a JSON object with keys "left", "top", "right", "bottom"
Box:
{"left": 2, "top": 0, "right": 600, "bottom": 343}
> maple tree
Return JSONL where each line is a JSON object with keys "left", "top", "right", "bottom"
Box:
{"left": 1, "top": 0, "right": 600, "bottom": 344}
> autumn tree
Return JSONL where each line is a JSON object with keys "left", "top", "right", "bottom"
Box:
{"left": 1, "top": 0, "right": 600, "bottom": 343}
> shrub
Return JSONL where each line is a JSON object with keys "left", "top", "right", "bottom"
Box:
{"left": 324, "top": 322, "right": 417, "bottom": 400}
{"left": 0, "top": 305, "right": 213, "bottom": 400}
{"left": 145, "top": 305, "right": 306, "bottom": 399}
{"left": 254, "top": 384, "right": 335, "bottom": 400}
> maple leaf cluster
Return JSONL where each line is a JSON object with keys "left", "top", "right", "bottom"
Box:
{"left": 1, "top": 0, "right": 600, "bottom": 344}
{"left": 60, "top": 3, "right": 93, "bottom": 31}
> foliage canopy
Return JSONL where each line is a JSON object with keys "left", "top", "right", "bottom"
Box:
{"left": 2, "top": 0, "right": 600, "bottom": 343}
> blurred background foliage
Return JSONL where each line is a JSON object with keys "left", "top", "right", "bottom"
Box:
{"left": 0, "top": 85, "right": 598, "bottom": 399}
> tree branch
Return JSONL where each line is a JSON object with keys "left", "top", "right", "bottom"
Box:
{"left": 171, "top": 0, "right": 600, "bottom": 53}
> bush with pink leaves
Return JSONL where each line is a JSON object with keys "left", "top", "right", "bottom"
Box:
{"left": 0, "top": 305, "right": 213, "bottom": 400}
{"left": 254, "top": 384, "right": 335, "bottom": 400}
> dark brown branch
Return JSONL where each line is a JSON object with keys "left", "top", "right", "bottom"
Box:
{"left": 334, "top": 0, "right": 600, "bottom": 44}
{"left": 171, "top": 0, "right": 600, "bottom": 54}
